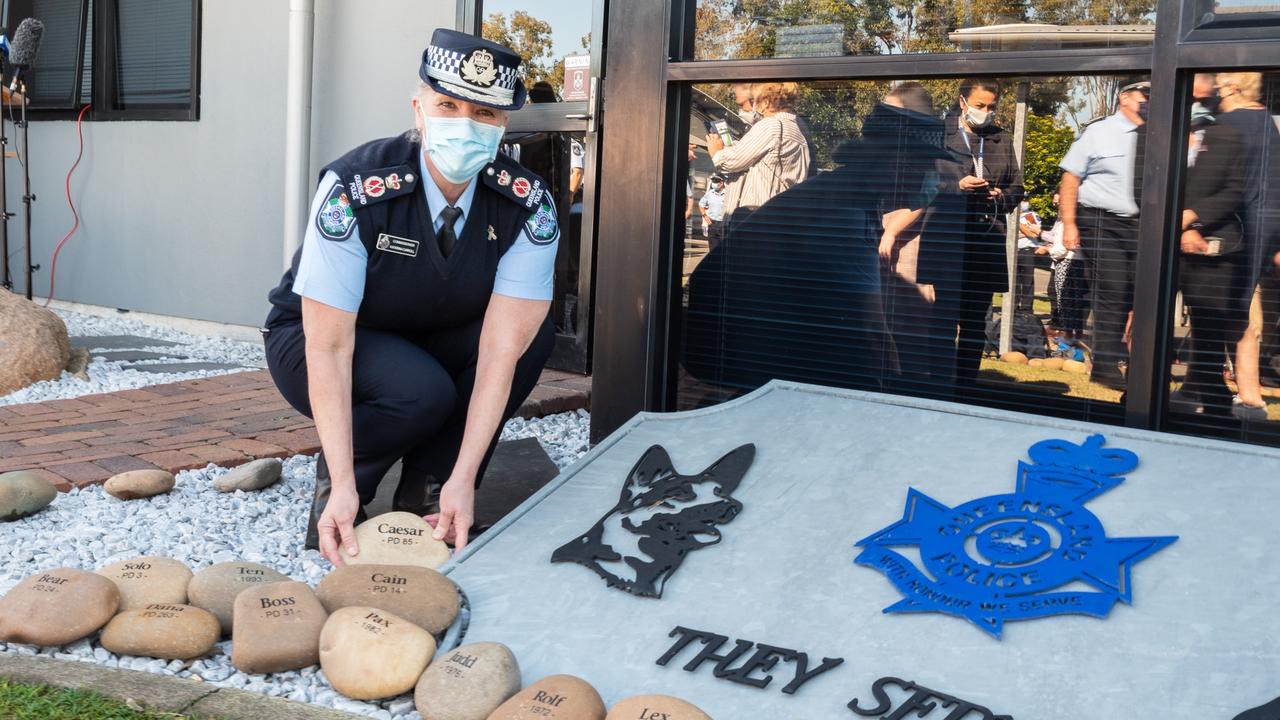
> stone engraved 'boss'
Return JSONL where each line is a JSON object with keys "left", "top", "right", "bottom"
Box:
{"left": 260, "top": 596, "right": 297, "bottom": 609}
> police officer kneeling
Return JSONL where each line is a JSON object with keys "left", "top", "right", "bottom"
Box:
{"left": 263, "top": 30, "right": 558, "bottom": 564}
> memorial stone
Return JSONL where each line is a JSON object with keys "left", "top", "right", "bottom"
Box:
{"left": 97, "top": 556, "right": 193, "bottom": 610}
{"left": 188, "top": 561, "right": 290, "bottom": 635}
{"left": 213, "top": 458, "right": 283, "bottom": 493}
{"left": 104, "top": 469, "right": 175, "bottom": 500}
{"left": 415, "top": 641, "right": 522, "bottom": 720}
{"left": 0, "top": 568, "right": 119, "bottom": 646}
{"left": 486, "top": 674, "right": 605, "bottom": 720}
{"left": 319, "top": 606, "right": 436, "bottom": 700}
{"left": 231, "top": 581, "right": 327, "bottom": 674}
{"left": 99, "top": 603, "right": 220, "bottom": 660}
{"left": 606, "top": 696, "right": 711, "bottom": 720}
{"left": 0, "top": 471, "right": 57, "bottom": 521}
{"left": 339, "top": 511, "right": 451, "bottom": 569}
{"left": 316, "top": 564, "right": 459, "bottom": 634}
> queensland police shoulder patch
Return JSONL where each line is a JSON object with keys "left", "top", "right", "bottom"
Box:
{"left": 316, "top": 182, "right": 356, "bottom": 240}
{"left": 525, "top": 200, "right": 558, "bottom": 245}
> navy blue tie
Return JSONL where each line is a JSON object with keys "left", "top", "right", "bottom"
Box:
{"left": 437, "top": 206, "right": 462, "bottom": 257}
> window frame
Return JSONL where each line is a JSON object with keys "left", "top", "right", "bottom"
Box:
{"left": 8, "top": 0, "right": 201, "bottom": 121}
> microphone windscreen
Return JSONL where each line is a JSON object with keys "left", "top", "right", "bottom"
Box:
{"left": 10, "top": 18, "right": 44, "bottom": 68}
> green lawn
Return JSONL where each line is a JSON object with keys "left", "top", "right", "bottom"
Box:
{"left": 0, "top": 679, "right": 215, "bottom": 720}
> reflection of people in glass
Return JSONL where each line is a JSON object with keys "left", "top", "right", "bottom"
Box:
{"left": 733, "top": 83, "right": 759, "bottom": 125}
{"left": 930, "top": 78, "right": 1024, "bottom": 386}
{"left": 699, "top": 175, "right": 727, "bottom": 249}
{"left": 705, "top": 82, "right": 811, "bottom": 223}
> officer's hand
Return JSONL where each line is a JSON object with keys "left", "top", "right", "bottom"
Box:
{"left": 959, "top": 175, "right": 988, "bottom": 192}
{"left": 1062, "top": 222, "right": 1080, "bottom": 251}
{"left": 317, "top": 485, "right": 360, "bottom": 566}
{"left": 429, "top": 477, "right": 475, "bottom": 551}
{"left": 1180, "top": 229, "right": 1209, "bottom": 255}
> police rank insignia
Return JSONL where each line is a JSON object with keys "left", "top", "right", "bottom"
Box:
{"left": 460, "top": 48, "right": 498, "bottom": 88}
{"left": 317, "top": 183, "right": 355, "bottom": 240}
{"left": 855, "top": 434, "right": 1176, "bottom": 639}
{"left": 526, "top": 200, "right": 558, "bottom": 245}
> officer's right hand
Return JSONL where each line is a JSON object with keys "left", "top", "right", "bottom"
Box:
{"left": 317, "top": 485, "right": 361, "bottom": 566}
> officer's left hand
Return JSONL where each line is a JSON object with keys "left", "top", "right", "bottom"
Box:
{"left": 427, "top": 477, "right": 476, "bottom": 550}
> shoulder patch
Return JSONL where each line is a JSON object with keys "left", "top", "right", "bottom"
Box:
{"left": 316, "top": 182, "right": 356, "bottom": 240}
{"left": 524, "top": 199, "right": 559, "bottom": 246}
{"left": 483, "top": 157, "right": 548, "bottom": 211}
{"left": 343, "top": 165, "right": 417, "bottom": 208}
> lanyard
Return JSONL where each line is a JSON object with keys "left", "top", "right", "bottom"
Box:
{"left": 959, "top": 119, "right": 984, "bottom": 179}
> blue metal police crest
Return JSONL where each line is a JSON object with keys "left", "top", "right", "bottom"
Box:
{"left": 855, "top": 435, "right": 1177, "bottom": 639}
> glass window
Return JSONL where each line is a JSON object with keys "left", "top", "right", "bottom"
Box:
{"left": 480, "top": 0, "right": 592, "bottom": 101}
{"left": 677, "top": 76, "right": 1150, "bottom": 421}
{"left": 113, "top": 0, "right": 193, "bottom": 108}
{"left": 693, "top": 0, "right": 1155, "bottom": 60}
{"left": 1165, "top": 70, "right": 1280, "bottom": 445}
{"left": 1192, "top": 0, "right": 1280, "bottom": 28}
{"left": 24, "top": 0, "right": 87, "bottom": 108}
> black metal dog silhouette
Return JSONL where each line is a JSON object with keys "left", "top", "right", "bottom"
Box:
{"left": 551, "top": 443, "right": 755, "bottom": 598}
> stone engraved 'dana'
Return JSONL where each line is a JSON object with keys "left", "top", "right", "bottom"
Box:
{"left": 97, "top": 556, "right": 193, "bottom": 610}
{"left": 606, "top": 696, "right": 712, "bottom": 720}
{"left": 99, "top": 603, "right": 220, "bottom": 660}
{"left": 415, "top": 641, "right": 521, "bottom": 720}
{"left": 231, "top": 581, "right": 328, "bottom": 674}
{"left": 487, "top": 674, "right": 606, "bottom": 720}
{"left": 316, "top": 564, "right": 460, "bottom": 635}
{"left": 339, "top": 511, "right": 451, "bottom": 569}
{"left": 187, "top": 561, "right": 290, "bottom": 635}
{"left": 319, "top": 606, "right": 436, "bottom": 701}
{"left": 0, "top": 568, "right": 120, "bottom": 646}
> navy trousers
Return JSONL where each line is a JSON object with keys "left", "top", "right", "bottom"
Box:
{"left": 264, "top": 316, "right": 554, "bottom": 505}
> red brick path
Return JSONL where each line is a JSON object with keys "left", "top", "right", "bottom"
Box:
{"left": 0, "top": 369, "right": 589, "bottom": 492}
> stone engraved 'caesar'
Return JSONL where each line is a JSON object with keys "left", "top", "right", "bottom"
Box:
{"left": 856, "top": 434, "right": 1178, "bottom": 639}
{"left": 551, "top": 444, "right": 755, "bottom": 598}
{"left": 848, "top": 677, "right": 1012, "bottom": 720}
{"left": 656, "top": 626, "right": 844, "bottom": 695}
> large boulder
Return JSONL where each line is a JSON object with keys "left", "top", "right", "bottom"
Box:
{"left": 0, "top": 291, "right": 69, "bottom": 396}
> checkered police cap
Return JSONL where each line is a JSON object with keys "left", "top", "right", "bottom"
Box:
{"left": 420, "top": 29, "right": 527, "bottom": 111}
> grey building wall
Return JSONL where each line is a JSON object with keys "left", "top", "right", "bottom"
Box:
{"left": 12, "top": 0, "right": 452, "bottom": 327}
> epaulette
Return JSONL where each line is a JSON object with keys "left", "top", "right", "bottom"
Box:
{"left": 482, "top": 153, "right": 548, "bottom": 213}
{"left": 341, "top": 164, "right": 419, "bottom": 208}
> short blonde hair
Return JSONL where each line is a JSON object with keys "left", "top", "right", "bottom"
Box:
{"left": 751, "top": 82, "right": 799, "bottom": 113}
{"left": 1217, "top": 72, "right": 1263, "bottom": 103}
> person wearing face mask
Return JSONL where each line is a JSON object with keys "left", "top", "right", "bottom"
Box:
{"left": 927, "top": 78, "right": 1024, "bottom": 388}
{"left": 261, "top": 30, "right": 557, "bottom": 565}
{"left": 1056, "top": 77, "right": 1149, "bottom": 391}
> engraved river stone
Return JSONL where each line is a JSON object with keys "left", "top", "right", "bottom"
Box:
{"left": 104, "top": 469, "right": 175, "bottom": 500}
{"left": 231, "top": 581, "right": 327, "bottom": 674}
{"left": 213, "top": 458, "right": 282, "bottom": 493}
{"left": 606, "top": 696, "right": 712, "bottom": 720}
{"left": 415, "top": 641, "right": 521, "bottom": 720}
{"left": 0, "top": 470, "right": 57, "bottom": 522}
{"left": 487, "top": 674, "right": 606, "bottom": 720}
{"left": 338, "top": 511, "right": 451, "bottom": 569}
{"left": 0, "top": 568, "right": 120, "bottom": 646}
{"left": 99, "top": 603, "right": 220, "bottom": 660}
{"left": 97, "top": 556, "right": 193, "bottom": 610}
{"left": 319, "top": 606, "right": 436, "bottom": 701}
{"left": 316, "top": 564, "right": 459, "bottom": 635}
{"left": 187, "top": 561, "right": 290, "bottom": 635}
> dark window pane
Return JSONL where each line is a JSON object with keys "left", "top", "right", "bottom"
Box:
{"left": 26, "top": 0, "right": 85, "bottom": 107}
{"left": 694, "top": 1, "right": 1156, "bottom": 60}
{"left": 113, "top": 0, "right": 192, "bottom": 107}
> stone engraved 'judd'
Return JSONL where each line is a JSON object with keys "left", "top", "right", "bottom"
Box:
{"left": 316, "top": 564, "right": 459, "bottom": 635}
{"left": 551, "top": 444, "right": 755, "bottom": 598}
{"left": 188, "top": 561, "right": 290, "bottom": 635}
{"left": 99, "top": 603, "right": 220, "bottom": 660}
{"left": 0, "top": 568, "right": 120, "bottom": 646}
{"left": 487, "top": 674, "right": 606, "bottom": 720}
{"left": 415, "top": 642, "right": 522, "bottom": 720}
{"left": 320, "top": 606, "right": 436, "bottom": 701}
{"left": 339, "top": 511, "right": 452, "bottom": 569}
{"left": 656, "top": 626, "right": 844, "bottom": 696}
{"left": 856, "top": 435, "right": 1178, "bottom": 639}
{"left": 231, "top": 581, "right": 328, "bottom": 674}
{"left": 97, "top": 556, "right": 193, "bottom": 610}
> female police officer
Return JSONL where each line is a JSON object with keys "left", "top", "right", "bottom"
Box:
{"left": 262, "top": 30, "right": 558, "bottom": 564}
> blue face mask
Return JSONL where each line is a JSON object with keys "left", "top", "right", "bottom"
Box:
{"left": 421, "top": 111, "right": 505, "bottom": 184}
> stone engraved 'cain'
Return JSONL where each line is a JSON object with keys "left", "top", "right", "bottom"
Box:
{"left": 378, "top": 524, "right": 424, "bottom": 536}
{"left": 533, "top": 691, "right": 567, "bottom": 707}
{"left": 260, "top": 597, "right": 297, "bottom": 609}
{"left": 657, "top": 626, "right": 845, "bottom": 695}
{"left": 371, "top": 573, "right": 407, "bottom": 585}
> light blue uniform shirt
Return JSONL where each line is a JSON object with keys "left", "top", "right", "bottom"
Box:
{"left": 1059, "top": 113, "right": 1141, "bottom": 217}
{"left": 292, "top": 152, "right": 558, "bottom": 313}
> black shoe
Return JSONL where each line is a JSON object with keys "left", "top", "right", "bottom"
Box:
{"left": 393, "top": 469, "right": 443, "bottom": 517}
{"left": 1233, "top": 695, "right": 1280, "bottom": 720}
{"left": 305, "top": 452, "right": 366, "bottom": 551}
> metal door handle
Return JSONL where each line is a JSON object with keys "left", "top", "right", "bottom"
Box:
{"left": 564, "top": 113, "right": 590, "bottom": 120}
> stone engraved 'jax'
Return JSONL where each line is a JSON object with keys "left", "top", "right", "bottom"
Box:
{"left": 856, "top": 435, "right": 1177, "bottom": 639}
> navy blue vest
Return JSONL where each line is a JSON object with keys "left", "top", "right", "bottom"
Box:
{"left": 266, "top": 133, "right": 545, "bottom": 334}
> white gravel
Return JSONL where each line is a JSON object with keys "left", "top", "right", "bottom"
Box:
{"left": 0, "top": 410, "right": 591, "bottom": 718}
{"left": 0, "top": 308, "right": 265, "bottom": 406}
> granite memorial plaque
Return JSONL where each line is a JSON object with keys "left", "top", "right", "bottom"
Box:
{"left": 441, "top": 381, "right": 1280, "bottom": 719}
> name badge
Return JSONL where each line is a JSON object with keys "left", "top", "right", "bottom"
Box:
{"left": 375, "top": 234, "right": 419, "bottom": 258}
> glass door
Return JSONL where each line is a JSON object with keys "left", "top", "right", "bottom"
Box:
{"left": 474, "top": 0, "right": 606, "bottom": 373}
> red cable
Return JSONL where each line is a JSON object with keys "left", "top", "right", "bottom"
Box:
{"left": 44, "top": 103, "right": 91, "bottom": 307}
